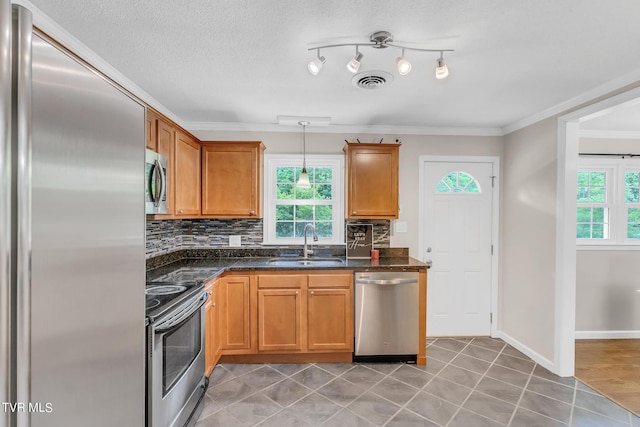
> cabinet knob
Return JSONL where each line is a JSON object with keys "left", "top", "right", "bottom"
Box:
{"left": 178, "top": 209, "right": 184, "bottom": 214}
{"left": 310, "top": 291, "right": 314, "bottom": 295}
{"left": 295, "top": 290, "right": 299, "bottom": 295}
{"left": 352, "top": 211, "right": 357, "bottom": 215}
{"left": 249, "top": 210, "right": 255, "bottom": 216}
{"left": 213, "top": 302, "right": 216, "bottom": 307}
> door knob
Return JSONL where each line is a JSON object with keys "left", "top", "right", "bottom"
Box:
{"left": 426, "top": 247, "right": 432, "bottom": 253}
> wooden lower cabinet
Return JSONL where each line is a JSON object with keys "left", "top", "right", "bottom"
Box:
{"left": 255, "top": 271, "right": 352, "bottom": 354}
{"left": 205, "top": 279, "right": 222, "bottom": 376}
{"left": 219, "top": 275, "right": 253, "bottom": 353}
{"left": 258, "top": 289, "right": 303, "bottom": 351}
{"left": 307, "top": 288, "right": 352, "bottom": 351}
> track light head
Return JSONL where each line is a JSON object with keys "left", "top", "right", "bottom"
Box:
{"left": 396, "top": 49, "right": 412, "bottom": 75}
{"left": 307, "top": 49, "right": 326, "bottom": 75}
{"left": 346, "top": 49, "right": 363, "bottom": 74}
{"left": 435, "top": 55, "right": 449, "bottom": 79}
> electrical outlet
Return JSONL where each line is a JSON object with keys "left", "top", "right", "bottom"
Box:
{"left": 229, "top": 235, "right": 241, "bottom": 247}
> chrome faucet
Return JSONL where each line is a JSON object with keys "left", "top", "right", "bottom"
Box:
{"left": 303, "top": 223, "right": 318, "bottom": 258}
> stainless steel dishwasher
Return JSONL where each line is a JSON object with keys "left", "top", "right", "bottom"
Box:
{"left": 354, "top": 271, "right": 419, "bottom": 363}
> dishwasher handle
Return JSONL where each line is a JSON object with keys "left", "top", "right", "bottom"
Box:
{"left": 357, "top": 278, "right": 418, "bottom": 285}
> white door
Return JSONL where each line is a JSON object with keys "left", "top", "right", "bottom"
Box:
{"left": 424, "top": 161, "right": 494, "bottom": 336}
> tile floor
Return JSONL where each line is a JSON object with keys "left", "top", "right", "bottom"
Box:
{"left": 195, "top": 337, "right": 640, "bottom": 426}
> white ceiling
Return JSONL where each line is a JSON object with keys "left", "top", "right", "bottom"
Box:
{"left": 25, "top": 0, "right": 640, "bottom": 134}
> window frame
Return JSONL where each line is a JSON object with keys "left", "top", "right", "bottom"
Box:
{"left": 577, "top": 158, "right": 640, "bottom": 247}
{"left": 263, "top": 154, "right": 344, "bottom": 245}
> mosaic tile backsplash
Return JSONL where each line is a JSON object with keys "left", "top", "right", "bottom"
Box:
{"left": 146, "top": 218, "right": 390, "bottom": 258}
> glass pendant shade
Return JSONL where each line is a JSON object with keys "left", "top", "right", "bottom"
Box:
{"left": 296, "top": 168, "right": 311, "bottom": 188}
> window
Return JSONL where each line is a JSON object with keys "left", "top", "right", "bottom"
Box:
{"left": 577, "top": 158, "right": 640, "bottom": 245}
{"left": 436, "top": 171, "right": 481, "bottom": 193}
{"left": 263, "top": 155, "right": 344, "bottom": 244}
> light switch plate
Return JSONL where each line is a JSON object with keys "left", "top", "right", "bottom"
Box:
{"left": 229, "top": 235, "right": 241, "bottom": 247}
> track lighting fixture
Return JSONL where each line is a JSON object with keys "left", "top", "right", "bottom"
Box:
{"left": 396, "top": 48, "right": 412, "bottom": 76}
{"left": 435, "top": 53, "right": 449, "bottom": 80}
{"left": 307, "top": 49, "right": 326, "bottom": 75}
{"left": 306, "top": 30, "right": 453, "bottom": 80}
{"left": 346, "top": 47, "right": 363, "bottom": 73}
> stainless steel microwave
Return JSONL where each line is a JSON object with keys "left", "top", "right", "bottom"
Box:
{"left": 145, "top": 149, "right": 168, "bottom": 214}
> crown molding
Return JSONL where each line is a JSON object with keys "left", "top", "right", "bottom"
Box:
{"left": 579, "top": 129, "right": 640, "bottom": 140}
{"left": 185, "top": 121, "right": 503, "bottom": 136}
{"left": 12, "top": 0, "right": 184, "bottom": 127}
{"left": 502, "top": 68, "right": 640, "bottom": 135}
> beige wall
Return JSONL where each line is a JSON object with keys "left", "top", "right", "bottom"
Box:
{"left": 576, "top": 250, "right": 640, "bottom": 331}
{"left": 501, "top": 117, "right": 557, "bottom": 361}
{"left": 192, "top": 129, "right": 503, "bottom": 258}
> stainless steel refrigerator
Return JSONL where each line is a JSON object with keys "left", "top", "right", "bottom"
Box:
{"left": 1, "top": 3, "right": 146, "bottom": 426}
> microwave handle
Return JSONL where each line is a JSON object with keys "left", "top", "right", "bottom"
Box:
{"left": 153, "top": 159, "right": 165, "bottom": 208}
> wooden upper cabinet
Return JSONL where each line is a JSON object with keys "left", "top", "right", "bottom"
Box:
{"left": 174, "top": 131, "right": 201, "bottom": 216}
{"left": 145, "top": 109, "right": 157, "bottom": 150}
{"left": 344, "top": 143, "right": 400, "bottom": 219}
{"left": 200, "top": 142, "right": 264, "bottom": 218}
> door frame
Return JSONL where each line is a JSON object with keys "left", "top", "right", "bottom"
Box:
{"left": 418, "top": 155, "right": 501, "bottom": 337}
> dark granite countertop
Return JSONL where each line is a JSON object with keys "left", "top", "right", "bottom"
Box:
{"left": 146, "top": 255, "right": 429, "bottom": 285}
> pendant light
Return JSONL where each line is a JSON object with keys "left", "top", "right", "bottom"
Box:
{"left": 296, "top": 121, "right": 311, "bottom": 188}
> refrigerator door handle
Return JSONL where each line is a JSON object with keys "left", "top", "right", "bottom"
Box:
{"left": 1, "top": 0, "right": 11, "bottom": 423}
{"left": 14, "top": 5, "right": 33, "bottom": 427}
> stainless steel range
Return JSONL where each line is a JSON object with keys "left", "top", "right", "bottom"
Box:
{"left": 146, "top": 281, "right": 208, "bottom": 427}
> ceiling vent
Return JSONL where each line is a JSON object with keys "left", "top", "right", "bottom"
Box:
{"left": 352, "top": 70, "right": 394, "bottom": 89}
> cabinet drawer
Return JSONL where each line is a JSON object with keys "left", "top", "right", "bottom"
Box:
{"left": 308, "top": 274, "right": 352, "bottom": 288}
{"left": 258, "top": 274, "right": 306, "bottom": 289}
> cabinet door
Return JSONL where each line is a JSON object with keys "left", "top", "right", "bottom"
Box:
{"left": 212, "top": 281, "right": 222, "bottom": 363}
{"left": 145, "top": 110, "right": 157, "bottom": 150}
{"left": 258, "top": 289, "right": 302, "bottom": 352}
{"left": 346, "top": 144, "right": 399, "bottom": 219}
{"left": 204, "top": 295, "right": 214, "bottom": 376}
{"left": 174, "top": 131, "right": 201, "bottom": 216}
{"left": 157, "top": 118, "right": 175, "bottom": 215}
{"left": 307, "top": 288, "right": 353, "bottom": 351}
{"left": 201, "top": 142, "right": 263, "bottom": 217}
{"left": 219, "top": 276, "right": 251, "bottom": 350}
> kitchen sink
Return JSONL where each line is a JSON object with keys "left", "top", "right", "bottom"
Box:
{"left": 266, "top": 257, "right": 345, "bottom": 267}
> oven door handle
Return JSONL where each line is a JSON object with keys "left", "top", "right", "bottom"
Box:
{"left": 154, "top": 293, "right": 208, "bottom": 334}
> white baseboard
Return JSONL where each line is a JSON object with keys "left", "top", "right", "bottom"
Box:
{"left": 575, "top": 330, "right": 640, "bottom": 339}
{"left": 497, "top": 331, "right": 558, "bottom": 375}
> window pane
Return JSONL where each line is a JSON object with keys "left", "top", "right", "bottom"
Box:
{"left": 626, "top": 171, "right": 640, "bottom": 187}
{"left": 577, "top": 172, "right": 589, "bottom": 186}
{"left": 628, "top": 224, "right": 640, "bottom": 239}
{"left": 276, "top": 205, "right": 293, "bottom": 220}
{"left": 315, "top": 221, "right": 332, "bottom": 238}
{"left": 466, "top": 182, "right": 480, "bottom": 193}
{"left": 276, "top": 167, "right": 295, "bottom": 183}
{"left": 276, "top": 222, "right": 294, "bottom": 238}
{"left": 315, "top": 184, "right": 332, "bottom": 200}
{"left": 444, "top": 173, "right": 457, "bottom": 187}
{"left": 316, "top": 205, "right": 332, "bottom": 220}
{"left": 589, "top": 172, "right": 605, "bottom": 186}
{"left": 576, "top": 224, "right": 591, "bottom": 239}
{"left": 592, "top": 224, "right": 604, "bottom": 239}
{"left": 315, "top": 168, "right": 332, "bottom": 183}
{"left": 295, "top": 205, "right": 313, "bottom": 221}
{"left": 436, "top": 182, "right": 450, "bottom": 193}
{"left": 628, "top": 208, "right": 640, "bottom": 222}
{"left": 592, "top": 207, "right": 605, "bottom": 222}
{"left": 295, "top": 222, "right": 308, "bottom": 238}
{"left": 625, "top": 188, "right": 639, "bottom": 203}
{"left": 589, "top": 187, "right": 605, "bottom": 202}
{"left": 277, "top": 184, "right": 294, "bottom": 199}
{"left": 576, "top": 207, "right": 592, "bottom": 222}
{"left": 577, "top": 186, "right": 589, "bottom": 202}
{"left": 458, "top": 173, "right": 472, "bottom": 187}
{"left": 295, "top": 186, "right": 314, "bottom": 200}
